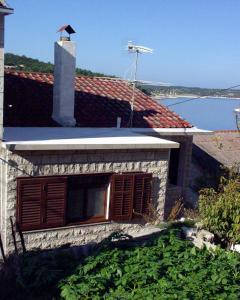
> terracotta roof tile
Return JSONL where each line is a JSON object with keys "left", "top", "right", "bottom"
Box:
{"left": 4, "top": 70, "right": 192, "bottom": 128}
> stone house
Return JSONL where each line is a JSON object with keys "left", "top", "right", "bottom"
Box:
{"left": 0, "top": 6, "right": 208, "bottom": 255}
{"left": 189, "top": 130, "right": 240, "bottom": 205}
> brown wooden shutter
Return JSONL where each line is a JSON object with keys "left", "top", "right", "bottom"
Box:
{"left": 17, "top": 176, "right": 67, "bottom": 231}
{"left": 133, "top": 173, "right": 152, "bottom": 216}
{"left": 110, "top": 174, "right": 134, "bottom": 221}
{"left": 17, "top": 178, "right": 43, "bottom": 231}
{"left": 44, "top": 177, "right": 67, "bottom": 228}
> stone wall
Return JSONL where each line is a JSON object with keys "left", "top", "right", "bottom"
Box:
{"left": 0, "top": 147, "right": 8, "bottom": 254}
{"left": 160, "top": 135, "right": 193, "bottom": 210}
{"left": 1, "top": 148, "right": 169, "bottom": 255}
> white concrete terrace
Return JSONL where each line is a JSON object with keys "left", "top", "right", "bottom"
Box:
{"left": 1, "top": 127, "right": 181, "bottom": 151}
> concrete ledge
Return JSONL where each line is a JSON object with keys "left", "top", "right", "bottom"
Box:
{"left": 3, "top": 127, "right": 179, "bottom": 151}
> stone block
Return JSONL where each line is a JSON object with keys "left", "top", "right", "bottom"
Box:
{"left": 3, "top": 149, "right": 170, "bottom": 254}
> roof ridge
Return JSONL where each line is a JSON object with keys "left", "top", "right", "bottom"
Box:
{"left": 4, "top": 69, "right": 53, "bottom": 76}
{"left": 4, "top": 69, "right": 125, "bottom": 82}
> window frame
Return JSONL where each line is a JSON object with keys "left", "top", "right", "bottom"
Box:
{"left": 16, "top": 172, "right": 152, "bottom": 231}
{"left": 66, "top": 176, "right": 109, "bottom": 225}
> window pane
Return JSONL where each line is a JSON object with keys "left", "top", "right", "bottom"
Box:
{"left": 87, "top": 187, "right": 105, "bottom": 217}
{"left": 67, "top": 188, "right": 85, "bottom": 221}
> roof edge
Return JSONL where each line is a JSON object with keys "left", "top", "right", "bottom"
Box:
{"left": 3, "top": 126, "right": 210, "bottom": 135}
{"left": 133, "top": 127, "right": 212, "bottom": 135}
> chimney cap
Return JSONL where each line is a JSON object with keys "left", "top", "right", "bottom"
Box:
{"left": 57, "top": 25, "right": 76, "bottom": 35}
{"left": 0, "top": 0, "right": 14, "bottom": 14}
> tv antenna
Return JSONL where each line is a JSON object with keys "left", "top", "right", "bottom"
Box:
{"left": 127, "top": 41, "right": 153, "bottom": 127}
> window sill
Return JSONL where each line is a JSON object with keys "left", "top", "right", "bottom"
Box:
{"left": 22, "top": 220, "right": 111, "bottom": 234}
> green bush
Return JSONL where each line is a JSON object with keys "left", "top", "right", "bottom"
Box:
{"left": 59, "top": 229, "right": 240, "bottom": 300}
{"left": 17, "top": 250, "right": 78, "bottom": 298}
{"left": 199, "top": 173, "right": 240, "bottom": 245}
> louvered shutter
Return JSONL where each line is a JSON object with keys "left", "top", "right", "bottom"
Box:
{"left": 133, "top": 173, "right": 152, "bottom": 216}
{"left": 17, "top": 176, "right": 67, "bottom": 230}
{"left": 44, "top": 177, "right": 67, "bottom": 227}
{"left": 17, "top": 178, "right": 43, "bottom": 231}
{"left": 110, "top": 174, "right": 134, "bottom": 221}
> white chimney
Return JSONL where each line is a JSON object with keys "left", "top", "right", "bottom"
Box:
{"left": 52, "top": 37, "right": 76, "bottom": 127}
{"left": 0, "top": 3, "right": 14, "bottom": 141}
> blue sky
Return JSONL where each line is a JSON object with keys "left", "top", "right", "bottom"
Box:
{"left": 5, "top": 0, "right": 240, "bottom": 88}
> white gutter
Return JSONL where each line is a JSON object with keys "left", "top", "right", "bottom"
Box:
{"left": 132, "top": 126, "right": 212, "bottom": 135}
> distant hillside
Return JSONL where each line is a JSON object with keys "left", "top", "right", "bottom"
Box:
{"left": 5, "top": 53, "right": 110, "bottom": 77}
{"left": 141, "top": 84, "right": 240, "bottom": 99}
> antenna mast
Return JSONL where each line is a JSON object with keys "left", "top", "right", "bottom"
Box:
{"left": 127, "top": 41, "right": 153, "bottom": 127}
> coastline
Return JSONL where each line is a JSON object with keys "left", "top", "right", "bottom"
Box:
{"left": 152, "top": 95, "right": 240, "bottom": 100}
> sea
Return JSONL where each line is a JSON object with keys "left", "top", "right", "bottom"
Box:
{"left": 157, "top": 97, "right": 240, "bottom": 131}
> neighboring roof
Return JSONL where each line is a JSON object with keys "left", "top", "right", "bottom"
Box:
{"left": 4, "top": 71, "right": 192, "bottom": 129}
{"left": 2, "top": 127, "right": 179, "bottom": 151}
{"left": 193, "top": 130, "right": 240, "bottom": 168}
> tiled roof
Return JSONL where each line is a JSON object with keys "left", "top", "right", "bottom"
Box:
{"left": 193, "top": 131, "right": 240, "bottom": 168}
{"left": 4, "top": 70, "right": 192, "bottom": 128}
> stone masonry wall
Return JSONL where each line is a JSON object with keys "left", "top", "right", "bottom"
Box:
{"left": 2, "top": 148, "right": 169, "bottom": 255}
{"left": 163, "top": 135, "right": 193, "bottom": 211}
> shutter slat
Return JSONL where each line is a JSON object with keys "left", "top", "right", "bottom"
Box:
{"left": 133, "top": 174, "right": 152, "bottom": 217}
{"left": 45, "top": 178, "right": 67, "bottom": 227}
{"left": 110, "top": 174, "right": 134, "bottom": 221}
{"left": 17, "top": 176, "right": 67, "bottom": 231}
{"left": 17, "top": 179, "right": 42, "bottom": 230}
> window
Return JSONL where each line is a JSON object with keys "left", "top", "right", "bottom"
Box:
{"left": 168, "top": 148, "right": 180, "bottom": 185}
{"left": 17, "top": 172, "right": 152, "bottom": 231}
{"left": 67, "top": 175, "right": 109, "bottom": 223}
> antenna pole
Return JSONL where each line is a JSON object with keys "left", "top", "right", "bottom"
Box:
{"left": 129, "top": 50, "right": 139, "bottom": 127}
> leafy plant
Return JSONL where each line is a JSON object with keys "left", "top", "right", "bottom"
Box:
{"left": 199, "top": 172, "right": 240, "bottom": 245}
{"left": 17, "top": 250, "right": 78, "bottom": 298}
{"left": 59, "top": 229, "right": 240, "bottom": 300}
{"left": 183, "top": 207, "right": 199, "bottom": 220}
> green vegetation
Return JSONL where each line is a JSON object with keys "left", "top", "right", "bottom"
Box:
{"left": 199, "top": 171, "right": 240, "bottom": 246}
{"left": 59, "top": 229, "right": 240, "bottom": 300}
{"left": 142, "top": 84, "right": 240, "bottom": 99}
{"left": 5, "top": 53, "right": 110, "bottom": 77}
{"left": 1, "top": 229, "right": 240, "bottom": 299}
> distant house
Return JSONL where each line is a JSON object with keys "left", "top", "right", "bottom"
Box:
{"left": 0, "top": 7, "right": 208, "bottom": 255}
{"left": 190, "top": 130, "right": 240, "bottom": 195}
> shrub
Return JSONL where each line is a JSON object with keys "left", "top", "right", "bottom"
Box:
{"left": 17, "top": 250, "right": 78, "bottom": 298}
{"left": 59, "top": 229, "right": 240, "bottom": 300}
{"left": 199, "top": 173, "right": 240, "bottom": 245}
